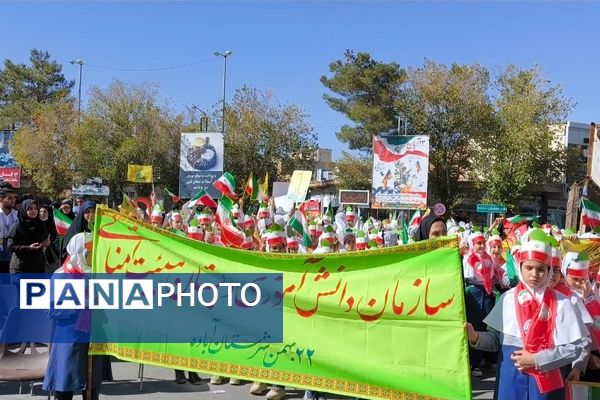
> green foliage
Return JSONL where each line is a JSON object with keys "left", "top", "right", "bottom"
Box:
{"left": 71, "top": 81, "right": 182, "bottom": 197}
{"left": 9, "top": 101, "right": 78, "bottom": 197}
{"left": 333, "top": 151, "right": 373, "bottom": 190}
{"left": 399, "top": 60, "right": 495, "bottom": 209}
{"left": 0, "top": 49, "right": 74, "bottom": 129}
{"left": 320, "top": 50, "right": 407, "bottom": 151}
{"left": 477, "top": 65, "right": 572, "bottom": 210}
{"left": 220, "top": 86, "right": 317, "bottom": 190}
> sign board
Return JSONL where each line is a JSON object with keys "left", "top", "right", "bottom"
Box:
{"left": 0, "top": 167, "right": 20, "bottom": 188}
{"left": 304, "top": 199, "right": 320, "bottom": 217}
{"left": 371, "top": 135, "right": 429, "bottom": 209}
{"left": 179, "top": 132, "right": 223, "bottom": 199}
{"left": 72, "top": 178, "right": 110, "bottom": 197}
{"left": 339, "top": 190, "right": 370, "bottom": 206}
{"left": 476, "top": 204, "right": 507, "bottom": 214}
{"left": 0, "top": 130, "right": 17, "bottom": 168}
{"left": 433, "top": 203, "right": 446, "bottom": 216}
{"left": 272, "top": 182, "right": 290, "bottom": 198}
{"left": 287, "top": 170, "right": 312, "bottom": 202}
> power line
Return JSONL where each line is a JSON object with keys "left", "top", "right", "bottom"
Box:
{"left": 83, "top": 57, "right": 217, "bottom": 72}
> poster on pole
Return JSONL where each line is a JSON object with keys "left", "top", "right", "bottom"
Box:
{"left": 371, "top": 135, "right": 429, "bottom": 209}
{"left": 286, "top": 170, "right": 312, "bottom": 202}
{"left": 179, "top": 132, "right": 223, "bottom": 199}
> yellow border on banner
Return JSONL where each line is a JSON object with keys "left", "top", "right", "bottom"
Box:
{"left": 96, "top": 206, "right": 459, "bottom": 260}
{"left": 90, "top": 343, "right": 443, "bottom": 400}
{"left": 92, "top": 207, "right": 465, "bottom": 400}
{"left": 572, "top": 380, "right": 600, "bottom": 388}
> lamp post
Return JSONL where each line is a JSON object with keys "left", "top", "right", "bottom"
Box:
{"left": 70, "top": 59, "right": 83, "bottom": 126}
{"left": 214, "top": 51, "right": 232, "bottom": 133}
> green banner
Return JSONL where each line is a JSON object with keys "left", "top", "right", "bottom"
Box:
{"left": 90, "top": 207, "right": 471, "bottom": 400}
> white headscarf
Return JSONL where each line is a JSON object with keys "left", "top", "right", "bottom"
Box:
{"left": 63, "top": 232, "right": 93, "bottom": 274}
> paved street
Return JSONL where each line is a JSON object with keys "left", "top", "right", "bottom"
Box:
{"left": 0, "top": 359, "right": 494, "bottom": 400}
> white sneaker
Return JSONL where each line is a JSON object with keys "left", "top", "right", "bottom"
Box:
{"left": 210, "top": 375, "right": 225, "bottom": 384}
{"left": 266, "top": 387, "right": 286, "bottom": 400}
{"left": 250, "top": 382, "right": 268, "bottom": 395}
{"left": 230, "top": 378, "right": 242, "bottom": 385}
{"left": 471, "top": 368, "right": 483, "bottom": 377}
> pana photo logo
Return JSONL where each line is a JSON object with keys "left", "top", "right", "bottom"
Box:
{"left": 20, "top": 277, "right": 262, "bottom": 310}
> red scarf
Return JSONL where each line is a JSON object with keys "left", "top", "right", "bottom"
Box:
{"left": 467, "top": 251, "right": 494, "bottom": 295}
{"left": 583, "top": 299, "right": 600, "bottom": 349}
{"left": 554, "top": 282, "right": 571, "bottom": 297}
{"left": 514, "top": 282, "right": 563, "bottom": 393}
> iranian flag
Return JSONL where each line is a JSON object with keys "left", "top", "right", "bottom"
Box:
{"left": 164, "top": 188, "right": 181, "bottom": 204}
{"left": 506, "top": 215, "right": 537, "bottom": 225}
{"left": 289, "top": 203, "right": 311, "bottom": 247}
{"left": 54, "top": 209, "right": 72, "bottom": 236}
{"left": 409, "top": 209, "right": 422, "bottom": 230}
{"left": 213, "top": 172, "right": 238, "bottom": 200}
{"left": 215, "top": 196, "right": 245, "bottom": 247}
{"left": 187, "top": 189, "right": 218, "bottom": 209}
{"left": 582, "top": 199, "right": 600, "bottom": 228}
{"left": 244, "top": 173, "right": 269, "bottom": 202}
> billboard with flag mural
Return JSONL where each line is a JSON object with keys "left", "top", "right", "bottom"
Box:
{"left": 371, "top": 135, "right": 429, "bottom": 209}
{"left": 179, "top": 132, "right": 224, "bottom": 199}
{"left": 90, "top": 207, "right": 470, "bottom": 400}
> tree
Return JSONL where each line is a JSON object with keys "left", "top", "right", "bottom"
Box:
{"left": 476, "top": 65, "right": 572, "bottom": 210}
{"left": 334, "top": 151, "right": 372, "bottom": 190}
{"left": 0, "top": 49, "right": 74, "bottom": 129}
{"left": 9, "top": 101, "right": 78, "bottom": 197}
{"left": 221, "top": 86, "right": 317, "bottom": 191}
{"left": 399, "top": 60, "right": 494, "bottom": 209}
{"left": 71, "top": 81, "right": 182, "bottom": 199}
{"left": 321, "top": 50, "right": 407, "bottom": 151}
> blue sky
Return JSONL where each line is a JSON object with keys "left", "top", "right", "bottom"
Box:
{"left": 2, "top": 1, "right": 599, "bottom": 159}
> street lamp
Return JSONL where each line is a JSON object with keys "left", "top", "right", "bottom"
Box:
{"left": 69, "top": 59, "right": 84, "bottom": 126}
{"left": 214, "top": 51, "right": 232, "bottom": 133}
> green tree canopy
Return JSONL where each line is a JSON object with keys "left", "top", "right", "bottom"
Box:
{"left": 476, "top": 65, "right": 572, "bottom": 210}
{"left": 71, "top": 80, "right": 182, "bottom": 198}
{"left": 0, "top": 49, "right": 74, "bottom": 129}
{"left": 221, "top": 86, "right": 317, "bottom": 191}
{"left": 10, "top": 101, "right": 78, "bottom": 197}
{"left": 399, "top": 60, "right": 495, "bottom": 209}
{"left": 333, "top": 151, "right": 373, "bottom": 190}
{"left": 321, "top": 50, "right": 407, "bottom": 151}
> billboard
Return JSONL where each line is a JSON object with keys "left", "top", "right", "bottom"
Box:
{"left": 0, "top": 130, "right": 18, "bottom": 168}
{"left": 371, "top": 135, "right": 429, "bottom": 209}
{"left": 179, "top": 132, "right": 223, "bottom": 199}
{"left": 338, "top": 189, "right": 369, "bottom": 206}
{"left": 72, "top": 178, "right": 110, "bottom": 197}
{"left": 0, "top": 167, "right": 20, "bottom": 188}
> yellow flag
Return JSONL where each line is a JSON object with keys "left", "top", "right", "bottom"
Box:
{"left": 259, "top": 173, "right": 269, "bottom": 201}
{"left": 127, "top": 165, "right": 153, "bottom": 183}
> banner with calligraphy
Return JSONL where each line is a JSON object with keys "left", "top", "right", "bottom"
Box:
{"left": 179, "top": 132, "right": 223, "bottom": 199}
{"left": 90, "top": 207, "right": 470, "bottom": 400}
{"left": 371, "top": 135, "right": 429, "bottom": 209}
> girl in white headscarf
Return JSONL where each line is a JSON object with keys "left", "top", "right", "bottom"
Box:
{"left": 43, "top": 233, "right": 105, "bottom": 400}
{"left": 465, "top": 229, "right": 590, "bottom": 399}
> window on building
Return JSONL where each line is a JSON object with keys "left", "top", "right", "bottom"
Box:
{"left": 584, "top": 138, "right": 590, "bottom": 144}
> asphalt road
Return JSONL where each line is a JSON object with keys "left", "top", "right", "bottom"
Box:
{"left": 0, "top": 360, "right": 495, "bottom": 400}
